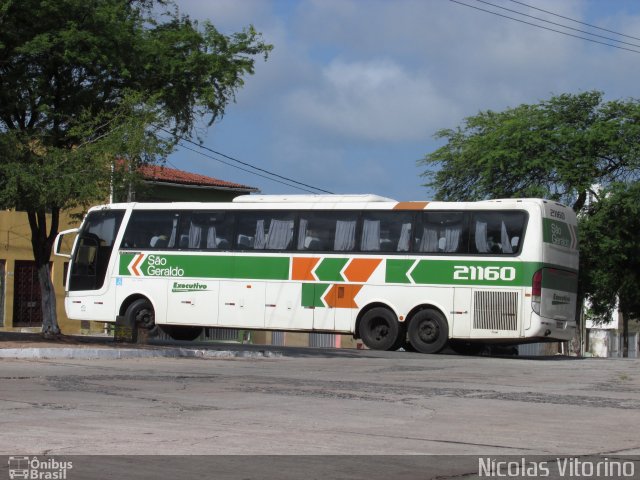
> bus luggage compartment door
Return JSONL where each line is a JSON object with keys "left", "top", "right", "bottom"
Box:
{"left": 166, "top": 280, "right": 220, "bottom": 325}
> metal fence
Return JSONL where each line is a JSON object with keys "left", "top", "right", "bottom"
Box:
{"left": 308, "top": 333, "right": 336, "bottom": 348}
{"left": 608, "top": 332, "right": 639, "bottom": 358}
{"left": 271, "top": 331, "right": 286, "bottom": 346}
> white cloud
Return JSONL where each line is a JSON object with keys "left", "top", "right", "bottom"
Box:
{"left": 285, "top": 58, "right": 459, "bottom": 142}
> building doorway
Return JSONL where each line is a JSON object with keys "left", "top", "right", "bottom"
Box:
{"left": 13, "top": 261, "right": 43, "bottom": 327}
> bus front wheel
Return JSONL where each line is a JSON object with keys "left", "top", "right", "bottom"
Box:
{"left": 125, "top": 298, "right": 155, "bottom": 330}
{"left": 407, "top": 309, "right": 448, "bottom": 354}
{"left": 359, "top": 307, "right": 401, "bottom": 351}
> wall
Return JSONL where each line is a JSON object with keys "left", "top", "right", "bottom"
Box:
{"left": 132, "top": 184, "right": 245, "bottom": 203}
{"left": 0, "top": 209, "right": 90, "bottom": 334}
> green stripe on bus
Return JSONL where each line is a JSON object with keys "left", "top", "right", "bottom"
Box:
{"left": 118, "top": 253, "right": 576, "bottom": 292}
{"left": 386, "top": 259, "right": 542, "bottom": 287}
{"left": 119, "top": 253, "right": 290, "bottom": 280}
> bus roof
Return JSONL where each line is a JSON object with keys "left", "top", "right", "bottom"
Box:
{"left": 93, "top": 197, "right": 569, "bottom": 213}
{"left": 232, "top": 194, "right": 397, "bottom": 203}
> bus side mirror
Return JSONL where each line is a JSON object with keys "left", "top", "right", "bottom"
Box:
{"left": 54, "top": 228, "right": 79, "bottom": 258}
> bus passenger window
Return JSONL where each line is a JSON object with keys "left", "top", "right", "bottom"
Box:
{"left": 182, "top": 212, "right": 234, "bottom": 250}
{"left": 470, "top": 211, "right": 526, "bottom": 254}
{"left": 235, "top": 212, "right": 294, "bottom": 251}
{"left": 415, "top": 212, "right": 468, "bottom": 254}
{"left": 121, "top": 211, "right": 178, "bottom": 249}
{"left": 298, "top": 212, "right": 358, "bottom": 252}
{"left": 360, "top": 212, "right": 413, "bottom": 252}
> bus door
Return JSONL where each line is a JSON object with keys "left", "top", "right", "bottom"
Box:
{"left": 68, "top": 210, "right": 125, "bottom": 293}
{"left": 62, "top": 210, "right": 125, "bottom": 321}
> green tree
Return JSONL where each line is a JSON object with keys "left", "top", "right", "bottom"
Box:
{"left": 0, "top": 0, "right": 272, "bottom": 336}
{"left": 421, "top": 91, "right": 640, "bottom": 211}
{"left": 420, "top": 91, "right": 640, "bottom": 356}
{"left": 580, "top": 183, "right": 640, "bottom": 357}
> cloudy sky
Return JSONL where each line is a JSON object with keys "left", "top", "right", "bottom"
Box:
{"left": 167, "top": 0, "right": 640, "bottom": 201}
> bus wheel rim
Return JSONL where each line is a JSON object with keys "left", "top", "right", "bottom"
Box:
{"left": 418, "top": 319, "right": 438, "bottom": 343}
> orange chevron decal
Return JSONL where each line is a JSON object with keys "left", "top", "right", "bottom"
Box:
{"left": 130, "top": 253, "right": 145, "bottom": 276}
{"left": 324, "top": 284, "right": 363, "bottom": 308}
{"left": 393, "top": 201, "right": 428, "bottom": 210}
{"left": 292, "top": 257, "right": 320, "bottom": 281}
{"left": 343, "top": 258, "right": 382, "bottom": 282}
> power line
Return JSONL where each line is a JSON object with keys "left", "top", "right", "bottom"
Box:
{"left": 449, "top": 0, "right": 640, "bottom": 55}
{"left": 509, "top": 0, "right": 640, "bottom": 42}
{"left": 157, "top": 126, "right": 333, "bottom": 194}
{"left": 475, "top": 0, "right": 640, "bottom": 49}
{"left": 171, "top": 139, "right": 322, "bottom": 194}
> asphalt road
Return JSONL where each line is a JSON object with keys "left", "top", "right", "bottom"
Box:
{"left": 0, "top": 345, "right": 639, "bottom": 478}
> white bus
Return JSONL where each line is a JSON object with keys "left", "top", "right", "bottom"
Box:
{"left": 54, "top": 195, "right": 579, "bottom": 354}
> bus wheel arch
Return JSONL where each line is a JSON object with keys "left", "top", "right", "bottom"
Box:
{"left": 356, "top": 303, "right": 405, "bottom": 351}
{"left": 406, "top": 305, "right": 449, "bottom": 354}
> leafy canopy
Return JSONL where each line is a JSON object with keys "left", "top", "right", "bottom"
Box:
{"left": 0, "top": 0, "right": 272, "bottom": 333}
{"left": 579, "top": 182, "right": 640, "bottom": 321}
{"left": 0, "top": 0, "right": 273, "bottom": 212}
{"left": 420, "top": 91, "right": 640, "bottom": 211}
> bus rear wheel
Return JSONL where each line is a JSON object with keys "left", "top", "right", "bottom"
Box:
{"left": 407, "top": 309, "right": 448, "bottom": 354}
{"left": 359, "top": 307, "right": 401, "bottom": 351}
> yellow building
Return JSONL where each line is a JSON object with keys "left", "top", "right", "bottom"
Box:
{"left": 0, "top": 164, "right": 257, "bottom": 334}
{"left": 0, "top": 210, "right": 78, "bottom": 332}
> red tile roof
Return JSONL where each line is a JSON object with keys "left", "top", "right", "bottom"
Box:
{"left": 137, "top": 163, "right": 258, "bottom": 192}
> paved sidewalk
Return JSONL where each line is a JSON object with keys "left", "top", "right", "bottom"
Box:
{"left": 0, "top": 331, "right": 280, "bottom": 359}
{"left": 0, "top": 330, "right": 114, "bottom": 349}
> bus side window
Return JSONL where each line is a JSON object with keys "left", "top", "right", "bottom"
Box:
{"left": 121, "top": 211, "right": 179, "bottom": 250}
{"left": 415, "top": 212, "right": 468, "bottom": 254}
{"left": 470, "top": 211, "right": 526, "bottom": 254}
{"left": 235, "top": 212, "right": 294, "bottom": 251}
{"left": 182, "top": 212, "right": 235, "bottom": 250}
{"left": 360, "top": 211, "right": 413, "bottom": 253}
{"left": 298, "top": 212, "right": 358, "bottom": 252}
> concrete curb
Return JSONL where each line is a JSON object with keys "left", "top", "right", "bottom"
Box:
{"left": 0, "top": 347, "right": 283, "bottom": 360}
